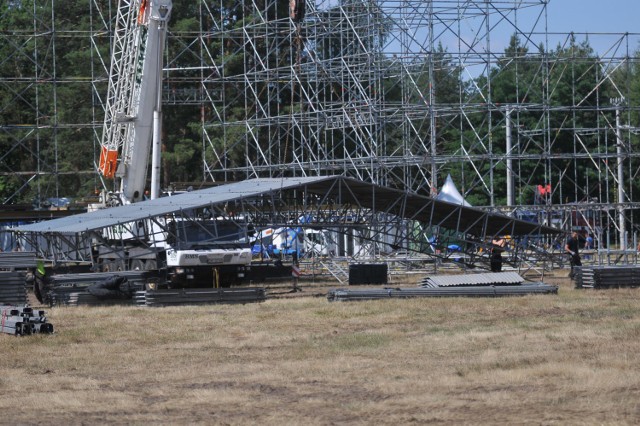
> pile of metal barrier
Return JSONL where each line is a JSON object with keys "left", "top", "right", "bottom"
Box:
{"left": 327, "top": 272, "right": 558, "bottom": 302}
{"left": 574, "top": 265, "right": 640, "bottom": 289}
{"left": 0, "top": 271, "right": 28, "bottom": 305}
{"left": 41, "top": 271, "right": 266, "bottom": 307}
{"left": 44, "top": 271, "right": 152, "bottom": 307}
{"left": 135, "top": 287, "right": 266, "bottom": 307}
{"left": 0, "top": 305, "right": 54, "bottom": 336}
{"left": 0, "top": 252, "right": 37, "bottom": 306}
{"left": 0, "top": 251, "right": 37, "bottom": 270}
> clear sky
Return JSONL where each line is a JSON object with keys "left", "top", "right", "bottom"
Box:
{"left": 546, "top": 0, "right": 639, "bottom": 55}
{"left": 547, "top": 0, "right": 637, "bottom": 34}
{"left": 348, "top": 0, "right": 639, "bottom": 59}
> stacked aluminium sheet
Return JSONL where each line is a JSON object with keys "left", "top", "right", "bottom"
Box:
{"left": 328, "top": 272, "right": 558, "bottom": 302}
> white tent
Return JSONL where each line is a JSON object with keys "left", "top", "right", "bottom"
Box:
{"left": 435, "top": 174, "right": 471, "bottom": 206}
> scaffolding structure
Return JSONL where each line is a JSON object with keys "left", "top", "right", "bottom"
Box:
{"left": 1, "top": 0, "right": 640, "bottom": 252}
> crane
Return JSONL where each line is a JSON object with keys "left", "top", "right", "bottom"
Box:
{"left": 98, "top": 0, "right": 171, "bottom": 205}
{"left": 93, "top": 0, "right": 252, "bottom": 287}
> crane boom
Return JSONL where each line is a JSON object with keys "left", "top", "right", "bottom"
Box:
{"left": 92, "top": 0, "right": 252, "bottom": 290}
{"left": 98, "top": 0, "right": 172, "bottom": 204}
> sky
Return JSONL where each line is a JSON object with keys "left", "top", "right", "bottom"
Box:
{"left": 373, "top": 1, "right": 639, "bottom": 60}
{"left": 540, "top": 0, "right": 639, "bottom": 55}
{"left": 546, "top": 0, "right": 637, "bottom": 34}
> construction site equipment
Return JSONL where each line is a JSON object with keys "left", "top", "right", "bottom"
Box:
{"left": 319, "top": 259, "right": 349, "bottom": 284}
{"left": 327, "top": 283, "right": 558, "bottom": 302}
{"left": 0, "top": 305, "right": 54, "bottom": 336}
{"left": 3, "top": 1, "right": 640, "bottom": 258}
{"left": 42, "top": 271, "right": 155, "bottom": 306}
{"left": 51, "top": 289, "right": 137, "bottom": 307}
{"left": 98, "top": 0, "right": 172, "bottom": 203}
{"left": 327, "top": 271, "right": 558, "bottom": 301}
{"left": 37, "top": 269, "right": 264, "bottom": 307}
{"left": 16, "top": 176, "right": 563, "bottom": 276}
{"left": 71, "top": 0, "right": 252, "bottom": 288}
{"left": 251, "top": 226, "right": 335, "bottom": 259}
{"left": 0, "top": 252, "right": 37, "bottom": 271}
{"left": 420, "top": 272, "right": 525, "bottom": 288}
{"left": 574, "top": 265, "right": 640, "bottom": 289}
{"left": 348, "top": 263, "right": 388, "bottom": 285}
{"left": 136, "top": 287, "right": 266, "bottom": 307}
{"left": 0, "top": 272, "right": 28, "bottom": 305}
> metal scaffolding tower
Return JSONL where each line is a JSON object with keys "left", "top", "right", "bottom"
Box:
{"left": 2, "top": 0, "right": 640, "bottom": 251}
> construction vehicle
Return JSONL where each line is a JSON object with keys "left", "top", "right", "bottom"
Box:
{"left": 92, "top": 0, "right": 252, "bottom": 287}
{"left": 97, "top": 0, "right": 171, "bottom": 205}
{"left": 251, "top": 226, "right": 335, "bottom": 259}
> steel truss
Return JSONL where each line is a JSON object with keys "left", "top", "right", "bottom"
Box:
{"left": 16, "top": 177, "right": 562, "bottom": 277}
{"left": 2, "top": 1, "right": 640, "bottom": 254}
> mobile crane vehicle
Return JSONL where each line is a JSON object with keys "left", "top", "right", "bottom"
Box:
{"left": 93, "top": 0, "right": 252, "bottom": 287}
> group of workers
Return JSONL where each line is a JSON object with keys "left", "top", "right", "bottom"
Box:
{"left": 488, "top": 230, "right": 589, "bottom": 279}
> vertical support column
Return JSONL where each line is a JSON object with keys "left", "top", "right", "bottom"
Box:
{"left": 506, "top": 106, "right": 514, "bottom": 207}
{"left": 428, "top": 1, "right": 438, "bottom": 193}
{"left": 151, "top": 110, "right": 162, "bottom": 200}
{"left": 613, "top": 97, "right": 626, "bottom": 250}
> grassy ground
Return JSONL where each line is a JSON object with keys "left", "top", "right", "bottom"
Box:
{"left": 2, "top": 273, "right": 640, "bottom": 425}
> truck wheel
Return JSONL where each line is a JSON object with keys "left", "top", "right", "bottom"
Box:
{"left": 103, "top": 260, "right": 125, "bottom": 272}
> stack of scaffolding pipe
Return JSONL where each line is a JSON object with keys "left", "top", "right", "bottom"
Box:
{"left": 575, "top": 265, "right": 640, "bottom": 289}
{"left": 0, "top": 271, "right": 27, "bottom": 305}
{"left": 50, "top": 287, "right": 137, "bottom": 307}
{"left": 0, "top": 305, "right": 54, "bottom": 336}
{"left": 139, "top": 287, "right": 266, "bottom": 307}
{"left": 46, "top": 272, "right": 152, "bottom": 306}
{"left": 0, "top": 252, "right": 37, "bottom": 270}
{"left": 48, "top": 271, "right": 153, "bottom": 286}
{"left": 574, "top": 267, "right": 595, "bottom": 288}
{"left": 327, "top": 283, "right": 558, "bottom": 302}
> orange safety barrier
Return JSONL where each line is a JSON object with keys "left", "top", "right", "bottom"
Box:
{"left": 99, "top": 146, "right": 118, "bottom": 178}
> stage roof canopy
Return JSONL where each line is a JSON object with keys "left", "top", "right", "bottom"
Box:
{"left": 13, "top": 176, "right": 562, "bottom": 238}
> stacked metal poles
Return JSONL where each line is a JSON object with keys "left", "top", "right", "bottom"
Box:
{"left": 137, "top": 287, "right": 267, "bottom": 307}
{"left": 327, "top": 282, "right": 558, "bottom": 302}
{"left": 574, "top": 265, "right": 640, "bottom": 289}
{"left": 0, "top": 305, "right": 54, "bottom": 336}
{"left": 0, "top": 272, "right": 28, "bottom": 305}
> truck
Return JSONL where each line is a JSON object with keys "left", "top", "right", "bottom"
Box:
{"left": 251, "top": 226, "right": 336, "bottom": 259}
{"left": 93, "top": 0, "right": 252, "bottom": 287}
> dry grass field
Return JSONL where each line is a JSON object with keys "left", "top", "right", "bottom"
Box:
{"left": 2, "top": 273, "right": 640, "bottom": 425}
